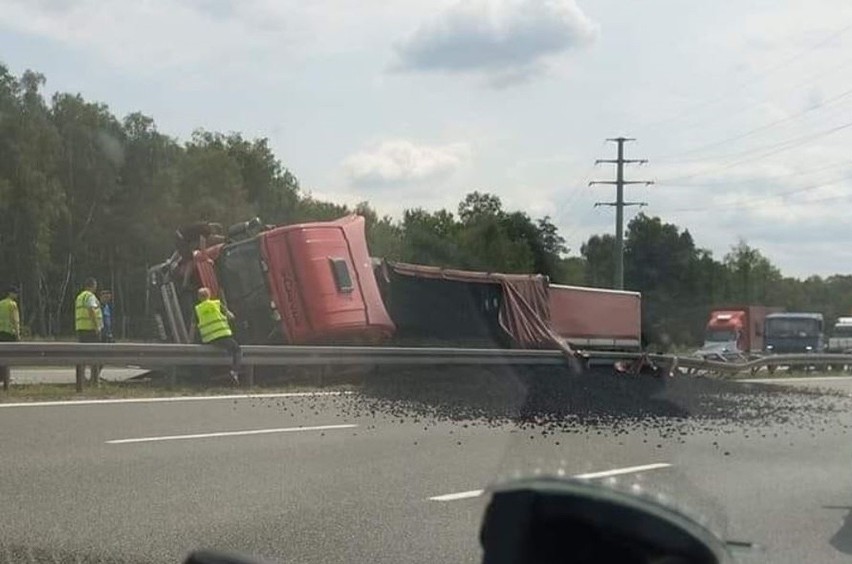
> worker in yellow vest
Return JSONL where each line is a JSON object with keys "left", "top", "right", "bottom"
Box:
{"left": 0, "top": 286, "right": 20, "bottom": 342}
{"left": 192, "top": 287, "right": 241, "bottom": 385}
{"left": 0, "top": 286, "right": 21, "bottom": 389}
{"left": 75, "top": 277, "right": 103, "bottom": 383}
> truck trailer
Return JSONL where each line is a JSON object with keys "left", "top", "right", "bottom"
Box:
{"left": 547, "top": 285, "right": 641, "bottom": 351}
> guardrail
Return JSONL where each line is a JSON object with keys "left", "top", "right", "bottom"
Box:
{"left": 0, "top": 342, "right": 575, "bottom": 391}
{"left": 1, "top": 343, "right": 851, "bottom": 392}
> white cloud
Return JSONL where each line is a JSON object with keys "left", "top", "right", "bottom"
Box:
{"left": 0, "top": 0, "right": 378, "bottom": 77}
{"left": 342, "top": 140, "right": 471, "bottom": 187}
{"left": 392, "top": 0, "right": 599, "bottom": 85}
{"left": 1, "top": 0, "right": 259, "bottom": 73}
{"left": 5, "top": 0, "right": 852, "bottom": 278}
{"left": 0, "top": 0, "right": 441, "bottom": 75}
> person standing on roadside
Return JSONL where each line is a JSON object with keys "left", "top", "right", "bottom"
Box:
{"left": 0, "top": 286, "right": 21, "bottom": 389}
{"left": 0, "top": 286, "right": 21, "bottom": 342}
{"left": 192, "top": 287, "right": 241, "bottom": 385}
{"left": 99, "top": 289, "right": 115, "bottom": 343}
{"left": 75, "top": 278, "right": 103, "bottom": 383}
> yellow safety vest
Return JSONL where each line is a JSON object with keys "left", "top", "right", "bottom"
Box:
{"left": 75, "top": 290, "right": 102, "bottom": 332}
{"left": 195, "top": 299, "right": 232, "bottom": 343}
{"left": 0, "top": 297, "right": 17, "bottom": 335}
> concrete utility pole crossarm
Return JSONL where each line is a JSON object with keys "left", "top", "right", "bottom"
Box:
{"left": 590, "top": 137, "right": 653, "bottom": 290}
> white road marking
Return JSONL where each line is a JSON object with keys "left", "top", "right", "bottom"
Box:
{"left": 573, "top": 462, "right": 671, "bottom": 480}
{"left": 0, "top": 391, "right": 351, "bottom": 409}
{"left": 428, "top": 462, "right": 671, "bottom": 501}
{"left": 106, "top": 423, "right": 358, "bottom": 444}
{"left": 740, "top": 376, "right": 852, "bottom": 384}
{"left": 429, "top": 490, "right": 484, "bottom": 501}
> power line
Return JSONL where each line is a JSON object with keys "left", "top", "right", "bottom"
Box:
{"left": 667, "top": 176, "right": 849, "bottom": 213}
{"left": 656, "top": 84, "right": 852, "bottom": 161}
{"left": 656, "top": 119, "right": 852, "bottom": 184}
{"left": 637, "top": 22, "right": 852, "bottom": 132}
{"left": 664, "top": 160, "right": 849, "bottom": 188}
{"left": 548, "top": 141, "right": 611, "bottom": 254}
{"left": 651, "top": 56, "right": 852, "bottom": 148}
{"left": 553, "top": 162, "right": 598, "bottom": 221}
{"left": 551, "top": 139, "right": 610, "bottom": 224}
{"left": 589, "top": 138, "right": 653, "bottom": 289}
{"left": 648, "top": 55, "right": 852, "bottom": 142}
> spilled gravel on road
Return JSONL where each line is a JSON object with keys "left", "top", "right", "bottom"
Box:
{"left": 338, "top": 365, "right": 852, "bottom": 438}
{"left": 245, "top": 364, "right": 852, "bottom": 444}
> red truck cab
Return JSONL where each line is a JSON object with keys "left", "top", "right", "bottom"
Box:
{"left": 701, "top": 306, "right": 782, "bottom": 356}
{"left": 705, "top": 310, "right": 747, "bottom": 350}
{"left": 215, "top": 215, "right": 395, "bottom": 344}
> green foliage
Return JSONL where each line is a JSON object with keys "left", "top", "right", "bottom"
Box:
{"left": 0, "top": 66, "right": 576, "bottom": 337}
{"left": 4, "top": 65, "right": 847, "bottom": 346}
{"left": 580, "top": 213, "right": 852, "bottom": 348}
{"left": 580, "top": 234, "right": 615, "bottom": 287}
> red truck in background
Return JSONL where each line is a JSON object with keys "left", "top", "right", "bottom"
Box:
{"left": 548, "top": 285, "right": 641, "bottom": 351}
{"left": 697, "top": 305, "right": 783, "bottom": 359}
{"left": 148, "top": 215, "right": 643, "bottom": 353}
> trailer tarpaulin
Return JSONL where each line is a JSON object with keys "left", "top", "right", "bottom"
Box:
{"left": 381, "top": 261, "right": 574, "bottom": 356}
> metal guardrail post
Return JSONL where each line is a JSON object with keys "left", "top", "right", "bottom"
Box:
{"left": 244, "top": 366, "right": 255, "bottom": 388}
{"left": 1, "top": 366, "right": 8, "bottom": 391}
{"left": 75, "top": 365, "right": 84, "bottom": 393}
{"left": 166, "top": 366, "right": 177, "bottom": 389}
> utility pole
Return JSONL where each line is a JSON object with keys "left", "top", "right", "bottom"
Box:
{"left": 590, "top": 137, "right": 653, "bottom": 290}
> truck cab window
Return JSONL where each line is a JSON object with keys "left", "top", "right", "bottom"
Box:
{"left": 329, "top": 258, "right": 354, "bottom": 293}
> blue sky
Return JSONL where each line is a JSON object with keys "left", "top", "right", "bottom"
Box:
{"left": 2, "top": 0, "right": 852, "bottom": 277}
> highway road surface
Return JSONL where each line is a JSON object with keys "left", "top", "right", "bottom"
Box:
{"left": 1, "top": 372, "right": 852, "bottom": 563}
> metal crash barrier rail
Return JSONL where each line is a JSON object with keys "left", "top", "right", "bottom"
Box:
{"left": 2, "top": 342, "right": 852, "bottom": 392}
{"left": 0, "top": 342, "right": 573, "bottom": 392}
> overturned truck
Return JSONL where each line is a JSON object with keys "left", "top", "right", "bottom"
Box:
{"left": 147, "top": 215, "right": 642, "bottom": 354}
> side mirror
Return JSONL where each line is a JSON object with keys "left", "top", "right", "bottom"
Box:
{"left": 185, "top": 551, "right": 269, "bottom": 564}
{"left": 480, "top": 478, "right": 737, "bottom": 564}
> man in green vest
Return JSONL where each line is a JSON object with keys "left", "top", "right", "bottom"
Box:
{"left": 192, "top": 287, "right": 241, "bottom": 385}
{"left": 0, "top": 286, "right": 20, "bottom": 342}
{"left": 75, "top": 277, "right": 103, "bottom": 383}
{"left": 0, "top": 286, "right": 20, "bottom": 389}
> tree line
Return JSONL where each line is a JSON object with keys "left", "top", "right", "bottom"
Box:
{"left": 1, "top": 65, "right": 849, "bottom": 345}
{"left": 0, "top": 66, "right": 569, "bottom": 338}
{"left": 581, "top": 214, "right": 852, "bottom": 348}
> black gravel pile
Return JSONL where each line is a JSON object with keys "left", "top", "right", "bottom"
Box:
{"left": 342, "top": 365, "right": 852, "bottom": 435}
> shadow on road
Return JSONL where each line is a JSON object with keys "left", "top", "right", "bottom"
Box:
{"left": 825, "top": 505, "right": 852, "bottom": 555}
